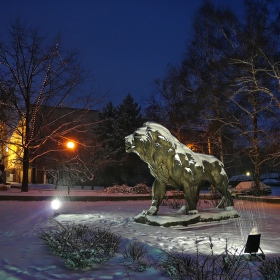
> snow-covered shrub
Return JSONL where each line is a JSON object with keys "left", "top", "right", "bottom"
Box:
{"left": 130, "top": 183, "right": 151, "bottom": 194}
{"left": 103, "top": 184, "right": 131, "bottom": 194}
{"left": 103, "top": 183, "right": 151, "bottom": 194}
{"left": 122, "top": 241, "right": 151, "bottom": 272}
{"left": 158, "top": 250, "right": 196, "bottom": 279}
{"left": 258, "top": 257, "right": 280, "bottom": 279}
{"left": 39, "top": 219, "right": 121, "bottom": 269}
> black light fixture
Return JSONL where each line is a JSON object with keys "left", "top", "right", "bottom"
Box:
{"left": 223, "top": 232, "right": 265, "bottom": 265}
{"left": 243, "top": 233, "right": 265, "bottom": 261}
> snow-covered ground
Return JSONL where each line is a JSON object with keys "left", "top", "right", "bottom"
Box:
{"left": 0, "top": 187, "right": 280, "bottom": 279}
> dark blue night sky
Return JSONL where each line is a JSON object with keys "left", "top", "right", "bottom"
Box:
{"left": 0, "top": 0, "right": 245, "bottom": 107}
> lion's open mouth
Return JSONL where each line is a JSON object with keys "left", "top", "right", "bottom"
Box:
{"left": 125, "top": 144, "right": 135, "bottom": 152}
{"left": 125, "top": 134, "right": 135, "bottom": 152}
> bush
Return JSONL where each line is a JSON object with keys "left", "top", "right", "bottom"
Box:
{"left": 103, "top": 184, "right": 132, "bottom": 194}
{"left": 103, "top": 183, "right": 151, "bottom": 194}
{"left": 258, "top": 257, "right": 280, "bottom": 279}
{"left": 161, "top": 190, "right": 185, "bottom": 209}
{"left": 158, "top": 250, "right": 197, "bottom": 279}
{"left": 39, "top": 219, "right": 121, "bottom": 269}
{"left": 122, "top": 241, "right": 151, "bottom": 272}
{"left": 156, "top": 238, "right": 256, "bottom": 280}
{"left": 130, "top": 183, "right": 151, "bottom": 194}
{"left": 39, "top": 220, "right": 277, "bottom": 278}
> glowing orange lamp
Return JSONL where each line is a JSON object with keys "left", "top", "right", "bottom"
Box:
{"left": 66, "top": 141, "right": 75, "bottom": 149}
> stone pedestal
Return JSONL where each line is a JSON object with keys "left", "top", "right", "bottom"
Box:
{"left": 134, "top": 207, "right": 239, "bottom": 227}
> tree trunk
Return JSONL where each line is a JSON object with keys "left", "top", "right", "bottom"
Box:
{"left": 21, "top": 148, "right": 29, "bottom": 192}
{"left": 253, "top": 98, "right": 260, "bottom": 196}
{"left": 254, "top": 163, "right": 261, "bottom": 196}
{"left": 218, "top": 132, "right": 224, "bottom": 164}
{"left": 207, "top": 133, "right": 212, "bottom": 155}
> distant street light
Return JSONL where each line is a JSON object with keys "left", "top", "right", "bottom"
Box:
{"left": 246, "top": 172, "right": 251, "bottom": 176}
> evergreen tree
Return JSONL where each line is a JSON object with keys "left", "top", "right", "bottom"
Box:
{"left": 98, "top": 101, "right": 119, "bottom": 158}
{"left": 97, "top": 94, "right": 145, "bottom": 186}
{"left": 95, "top": 101, "right": 120, "bottom": 185}
{"left": 114, "top": 93, "right": 142, "bottom": 160}
{"left": 114, "top": 94, "right": 144, "bottom": 185}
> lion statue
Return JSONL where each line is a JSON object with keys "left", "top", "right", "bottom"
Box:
{"left": 125, "top": 122, "right": 234, "bottom": 215}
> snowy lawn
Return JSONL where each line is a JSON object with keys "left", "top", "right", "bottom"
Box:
{"left": 0, "top": 195, "right": 280, "bottom": 279}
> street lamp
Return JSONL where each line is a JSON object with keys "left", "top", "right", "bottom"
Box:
{"left": 66, "top": 141, "right": 75, "bottom": 195}
{"left": 66, "top": 141, "right": 75, "bottom": 149}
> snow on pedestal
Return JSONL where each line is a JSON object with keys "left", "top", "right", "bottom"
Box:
{"left": 134, "top": 207, "right": 240, "bottom": 227}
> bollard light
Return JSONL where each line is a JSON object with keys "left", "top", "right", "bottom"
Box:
{"left": 51, "top": 199, "right": 61, "bottom": 216}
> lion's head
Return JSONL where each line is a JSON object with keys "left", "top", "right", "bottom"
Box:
{"left": 125, "top": 122, "right": 198, "bottom": 169}
{"left": 125, "top": 122, "right": 173, "bottom": 157}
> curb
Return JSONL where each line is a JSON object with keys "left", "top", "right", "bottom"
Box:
{"left": 236, "top": 195, "right": 280, "bottom": 204}
{"left": 0, "top": 192, "right": 227, "bottom": 202}
{"left": 0, "top": 192, "right": 279, "bottom": 204}
{"left": 0, "top": 195, "right": 153, "bottom": 202}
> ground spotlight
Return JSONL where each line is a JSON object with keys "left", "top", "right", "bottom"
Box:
{"left": 243, "top": 233, "right": 265, "bottom": 261}
{"left": 51, "top": 199, "right": 61, "bottom": 216}
{"left": 223, "top": 228, "right": 265, "bottom": 265}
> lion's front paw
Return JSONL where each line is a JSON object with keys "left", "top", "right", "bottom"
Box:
{"left": 147, "top": 206, "right": 158, "bottom": 216}
{"left": 187, "top": 210, "right": 198, "bottom": 215}
{"left": 140, "top": 210, "right": 148, "bottom": 217}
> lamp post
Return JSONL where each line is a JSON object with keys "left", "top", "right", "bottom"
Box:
{"left": 66, "top": 141, "right": 75, "bottom": 195}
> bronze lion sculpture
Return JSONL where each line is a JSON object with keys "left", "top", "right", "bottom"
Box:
{"left": 125, "top": 122, "right": 234, "bottom": 215}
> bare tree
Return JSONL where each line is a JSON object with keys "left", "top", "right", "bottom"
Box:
{"left": 0, "top": 19, "right": 101, "bottom": 192}
{"left": 60, "top": 140, "right": 112, "bottom": 190}
{"left": 146, "top": 3, "right": 238, "bottom": 163}
{"left": 182, "top": 2, "right": 239, "bottom": 163}
{"left": 145, "top": 64, "right": 199, "bottom": 143}
{"left": 223, "top": 0, "right": 280, "bottom": 194}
